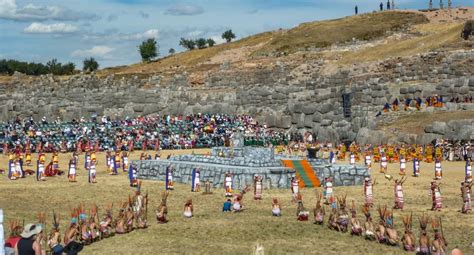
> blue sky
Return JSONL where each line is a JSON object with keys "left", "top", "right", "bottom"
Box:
{"left": 0, "top": 0, "right": 472, "bottom": 68}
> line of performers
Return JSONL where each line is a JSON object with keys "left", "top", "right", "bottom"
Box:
{"left": 4, "top": 182, "right": 150, "bottom": 254}
{"left": 336, "top": 143, "right": 447, "bottom": 164}
{"left": 290, "top": 186, "right": 449, "bottom": 254}
{"left": 4, "top": 150, "right": 132, "bottom": 184}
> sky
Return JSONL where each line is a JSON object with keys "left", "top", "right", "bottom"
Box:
{"left": 0, "top": 0, "right": 472, "bottom": 68}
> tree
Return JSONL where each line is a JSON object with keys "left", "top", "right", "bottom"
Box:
{"left": 46, "top": 59, "right": 62, "bottom": 75}
{"left": 206, "top": 38, "right": 216, "bottom": 47}
{"left": 196, "top": 38, "right": 207, "bottom": 49}
{"left": 61, "top": 62, "right": 76, "bottom": 75}
{"left": 168, "top": 48, "right": 176, "bottom": 55}
{"left": 138, "top": 38, "right": 158, "bottom": 62}
{"left": 179, "top": 38, "right": 195, "bottom": 50}
{"left": 83, "top": 57, "right": 99, "bottom": 72}
{"left": 221, "top": 29, "right": 236, "bottom": 43}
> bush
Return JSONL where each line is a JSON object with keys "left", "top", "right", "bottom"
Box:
{"left": 207, "top": 38, "right": 216, "bottom": 47}
{"left": 196, "top": 38, "right": 207, "bottom": 49}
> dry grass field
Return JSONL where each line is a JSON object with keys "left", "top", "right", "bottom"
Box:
{"left": 0, "top": 150, "right": 473, "bottom": 254}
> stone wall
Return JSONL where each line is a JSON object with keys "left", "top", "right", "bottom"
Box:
{"left": 1, "top": 50, "right": 473, "bottom": 144}
{"left": 134, "top": 159, "right": 295, "bottom": 189}
{"left": 134, "top": 159, "right": 370, "bottom": 188}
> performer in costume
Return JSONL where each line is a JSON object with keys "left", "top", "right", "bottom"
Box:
{"left": 110, "top": 154, "right": 118, "bottom": 175}
{"left": 52, "top": 152, "right": 59, "bottom": 172}
{"left": 434, "top": 158, "right": 442, "bottom": 180}
{"left": 399, "top": 155, "right": 406, "bottom": 175}
{"left": 68, "top": 158, "right": 77, "bottom": 182}
{"left": 290, "top": 176, "right": 300, "bottom": 201}
{"left": 15, "top": 157, "right": 24, "bottom": 178}
{"left": 37, "top": 154, "right": 46, "bottom": 181}
{"left": 323, "top": 177, "right": 334, "bottom": 205}
{"left": 224, "top": 172, "right": 233, "bottom": 197}
{"left": 349, "top": 153, "right": 356, "bottom": 166}
{"left": 364, "top": 177, "right": 375, "bottom": 207}
{"left": 296, "top": 194, "right": 309, "bottom": 221}
{"left": 191, "top": 168, "right": 201, "bottom": 192}
{"left": 25, "top": 148, "right": 31, "bottom": 166}
{"left": 365, "top": 153, "right": 372, "bottom": 171}
{"left": 465, "top": 160, "right": 472, "bottom": 183}
{"left": 393, "top": 177, "right": 406, "bottom": 210}
{"left": 329, "top": 150, "right": 335, "bottom": 164}
{"left": 430, "top": 181, "right": 442, "bottom": 211}
{"left": 461, "top": 181, "right": 472, "bottom": 214}
{"left": 431, "top": 218, "right": 447, "bottom": 255}
{"left": 413, "top": 157, "right": 420, "bottom": 177}
{"left": 8, "top": 157, "right": 16, "bottom": 180}
{"left": 183, "top": 199, "right": 193, "bottom": 218}
{"left": 89, "top": 158, "right": 97, "bottom": 183}
{"left": 84, "top": 152, "right": 91, "bottom": 170}
{"left": 165, "top": 165, "right": 174, "bottom": 190}
{"left": 114, "top": 151, "right": 122, "bottom": 171}
{"left": 380, "top": 153, "right": 388, "bottom": 173}
{"left": 253, "top": 175, "right": 263, "bottom": 200}
{"left": 272, "top": 198, "right": 281, "bottom": 216}
{"left": 129, "top": 164, "right": 138, "bottom": 187}
{"left": 122, "top": 151, "right": 129, "bottom": 172}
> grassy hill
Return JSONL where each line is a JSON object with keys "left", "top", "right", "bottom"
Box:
{"left": 100, "top": 11, "right": 429, "bottom": 77}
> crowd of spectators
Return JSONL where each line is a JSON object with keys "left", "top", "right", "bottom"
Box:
{"left": 0, "top": 114, "right": 296, "bottom": 153}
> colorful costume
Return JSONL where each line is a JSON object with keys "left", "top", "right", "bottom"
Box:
{"left": 413, "top": 158, "right": 420, "bottom": 177}
{"left": 323, "top": 177, "right": 333, "bottom": 204}
{"left": 399, "top": 156, "right": 406, "bottom": 175}
{"left": 52, "top": 152, "right": 59, "bottom": 172}
{"left": 253, "top": 175, "right": 263, "bottom": 200}
{"left": 191, "top": 168, "right": 200, "bottom": 192}
{"left": 434, "top": 159, "right": 442, "bottom": 180}
{"left": 430, "top": 181, "right": 442, "bottom": 211}
{"left": 122, "top": 152, "right": 129, "bottom": 172}
{"left": 129, "top": 164, "right": 138, "bottom": 187}
{"left": 465, "top": 161, "right": 472, "bottom": 183}
{"left": 393, "top": 178, "right": 406, "bottom": 210}
{"left": 225, "top": 173, "right": 233, "bottom": 197}
{"left": 291, "top": 177, "right": 299, "bottom": 200}
{"left": 380, "top": 154, "right": 388, "bottom": 173}
{"left": 365, "top": 154, "right": 372, "bottom": 171}
{"left": 68, "top": 159, "right": 77, "bottom": 182}
{"left": 364, "top": 177, "right": 374, "bottom": 207}
{"left": 89, "top": 159, "right": 97, "bottom": 183}
{"left": 461, "top": 182, "right": 472, "bottom": 214}
{"left": 165, "top": 165, "right": 174, "bottom": 190}
{"left": 37, "top": 154, "right": 46, "bottom": 181}
{"left": 349, "top": 153, "right": 355, "bottom": 166}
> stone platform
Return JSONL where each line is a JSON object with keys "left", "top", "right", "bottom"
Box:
{"left": 134, "top": 146, "right": 370, "bottom": 189}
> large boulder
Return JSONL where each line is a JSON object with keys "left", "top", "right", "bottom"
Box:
{"left": 427, "top": 121, "right": 447, "bottom": 135}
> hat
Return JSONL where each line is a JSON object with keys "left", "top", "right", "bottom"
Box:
{"left": 20, "top": 223, "right": 42, "bottom": 238}
{"left": 63, "top": 241, "right": 84, "bottom": 255}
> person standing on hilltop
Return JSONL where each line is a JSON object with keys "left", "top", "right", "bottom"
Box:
{"left": 391, "top": 0, "right": 395, "bottom": 9}
{"left": 380, "top": 2, "right": 383, "bottom": 11}
{"left": 355, "top": 5, "right": 358, "bottom": 15}
{"left": 387, "top": 0, "right": 391, "bottom": 10}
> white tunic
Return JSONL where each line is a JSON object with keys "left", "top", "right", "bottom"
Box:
{"left": 69, "top": 164, "right": 76, "bottom": 175}
{"left": 350, "top": 155, "right": 355, "bottom": 165}
{"left": 38, "top": 163, "right": 45, "bottom": 174}
{"left": 90, "top": 165, "right": 96, "bottom": 176}
{"left": 225, "top": 176, "right": 232, "bottom": 188}
{"left": 381, "top": 157, "right": 387, "bottom": 168}
{"left": 326, "top": 182, "right": 333, "bottom": 198}
{"left": 400, "top": 159, "right": 406, "bottom": 169}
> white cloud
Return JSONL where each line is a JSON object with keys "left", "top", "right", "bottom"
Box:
{"left": 0, "top": 0, "right": 98, "bottom": 21}
{"left": 71, "top": 45, "right": 115, "bottom": 59}
{"left": 164, "top": 3, "right": 204, "bottom": 16}
{"left": 24, "top": 22, "right": 79, "bottom": 34}
{"left": 83, "top": 29, "right": 159, "bottom": 41}
{"left": 210, "top": 35, "right": 226, "bottom": 45}
{"left": 186, "top": 30, "right": 204, "bottom": 38}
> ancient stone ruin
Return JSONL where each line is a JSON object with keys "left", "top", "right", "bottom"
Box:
{"left": 135, "top": 135, "right": 369, "bottom": 188}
